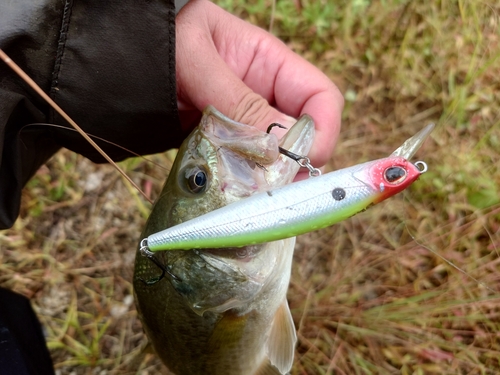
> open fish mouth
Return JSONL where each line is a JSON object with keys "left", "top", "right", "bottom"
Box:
{"left": 197, "top": 106, "right": 316, "bottom": 204}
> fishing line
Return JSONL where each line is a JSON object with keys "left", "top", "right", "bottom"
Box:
{"left": 0, "top": 48, "right": 153, "bottom": 204}
{"left": 20, "top": 123, "right": 171, "bottom": 172}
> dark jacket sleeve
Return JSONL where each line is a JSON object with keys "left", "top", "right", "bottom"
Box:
{"left": 0, "top": 0, "right": 183, "bottom": 229}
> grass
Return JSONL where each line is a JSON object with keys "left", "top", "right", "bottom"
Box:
{"left": 1, "top": 0, "right": 499, "bottom": 373}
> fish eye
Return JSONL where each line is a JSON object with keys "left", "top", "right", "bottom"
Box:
{"left": 185, "top": 167, "right": 208, "bottom": 193}
{"left": 384, "top": 166, "right": 407, "bottom": 184}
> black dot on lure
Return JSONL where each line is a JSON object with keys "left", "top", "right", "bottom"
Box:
{"left": 332, "top": 187, "right": 346, "bottom": 201}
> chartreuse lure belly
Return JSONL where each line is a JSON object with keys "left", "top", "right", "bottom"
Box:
{"left": 143, "top": 123, "right": 434, "bottom": 252}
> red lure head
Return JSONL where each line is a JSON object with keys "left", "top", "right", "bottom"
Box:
{"left": 367, "top": 157, "right": 423, "bottom": 203}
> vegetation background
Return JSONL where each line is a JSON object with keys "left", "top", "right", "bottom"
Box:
{"left": 1, "top": 0, "right": 499, "bottom": 374}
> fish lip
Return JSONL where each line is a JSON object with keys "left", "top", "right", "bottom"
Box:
{"left": 194, "top": 248, "right": 257, "bottom": 278}
{"left": 201, "top": 106, "right": 280, "bottom": 165}
{"left": 200, "top": 246, "right": 261, "bottom": 262}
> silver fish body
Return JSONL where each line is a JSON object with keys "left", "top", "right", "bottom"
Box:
{"left": 133, "top": 106, "right": 315, "bottom": 374}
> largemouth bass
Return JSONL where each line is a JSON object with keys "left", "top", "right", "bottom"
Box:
{"left": 133, "top": 106, "right": 316, "bottom": 375}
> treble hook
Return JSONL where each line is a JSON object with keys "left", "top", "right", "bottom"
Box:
{"left": 267, "top": 123, "right": 321, "bottom": 177}
{"left": 139, "top": 239, "right": 182, "bottom": 285}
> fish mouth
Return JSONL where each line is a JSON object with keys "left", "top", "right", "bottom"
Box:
{"left": 201, "top": 107, "right": 317, "bottom": 193}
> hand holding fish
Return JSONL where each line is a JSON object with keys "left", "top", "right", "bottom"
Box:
{"left": 176, "top": 0, "right": 344, "bottom": 180}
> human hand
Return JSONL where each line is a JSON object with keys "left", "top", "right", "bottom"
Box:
{"left": 175, "top": 0, "right": 344, "bottom": 178}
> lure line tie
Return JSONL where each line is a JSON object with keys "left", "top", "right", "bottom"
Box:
{"left": 414, "top": 161, "right": 428, "bottom": 173}
{"left": 139, "top": 238, "right": 181, "bottom": 284}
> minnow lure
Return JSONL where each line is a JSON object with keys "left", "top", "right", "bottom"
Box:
{"left": 141, "top": 124, "right": 434, "bottom": 253}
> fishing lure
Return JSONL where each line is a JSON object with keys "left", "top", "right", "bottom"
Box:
{"left": 140, "top": 124, "right": 434, "bottom": 253}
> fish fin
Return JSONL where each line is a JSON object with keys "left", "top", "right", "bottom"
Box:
{"left": 266, "top": 300, "right": 297, "bottom": 374}
{"left": 254, "top": 359, "right": 282, "bottom": 375}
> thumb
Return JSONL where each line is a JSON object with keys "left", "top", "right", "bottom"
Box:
{"left": 175, "top": 1, "right": 295, "bottom": 135}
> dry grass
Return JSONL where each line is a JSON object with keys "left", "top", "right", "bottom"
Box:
{"left": 1, "top": 0, "right": 500, "bottom": 374}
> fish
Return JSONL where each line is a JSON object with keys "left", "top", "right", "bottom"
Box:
{"left": 133, "top": 105, "right": 316, "bottom": 375}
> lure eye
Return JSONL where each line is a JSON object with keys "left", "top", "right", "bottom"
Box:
{"left": 384, "top": 166, "right": 407, "bottom": 184}
{"left": 185, "top": 167, "right": 208, "bottom": 193}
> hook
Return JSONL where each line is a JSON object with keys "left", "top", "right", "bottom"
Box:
{"left": 267, "top": 123, "right": 321, "bottom": 177}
